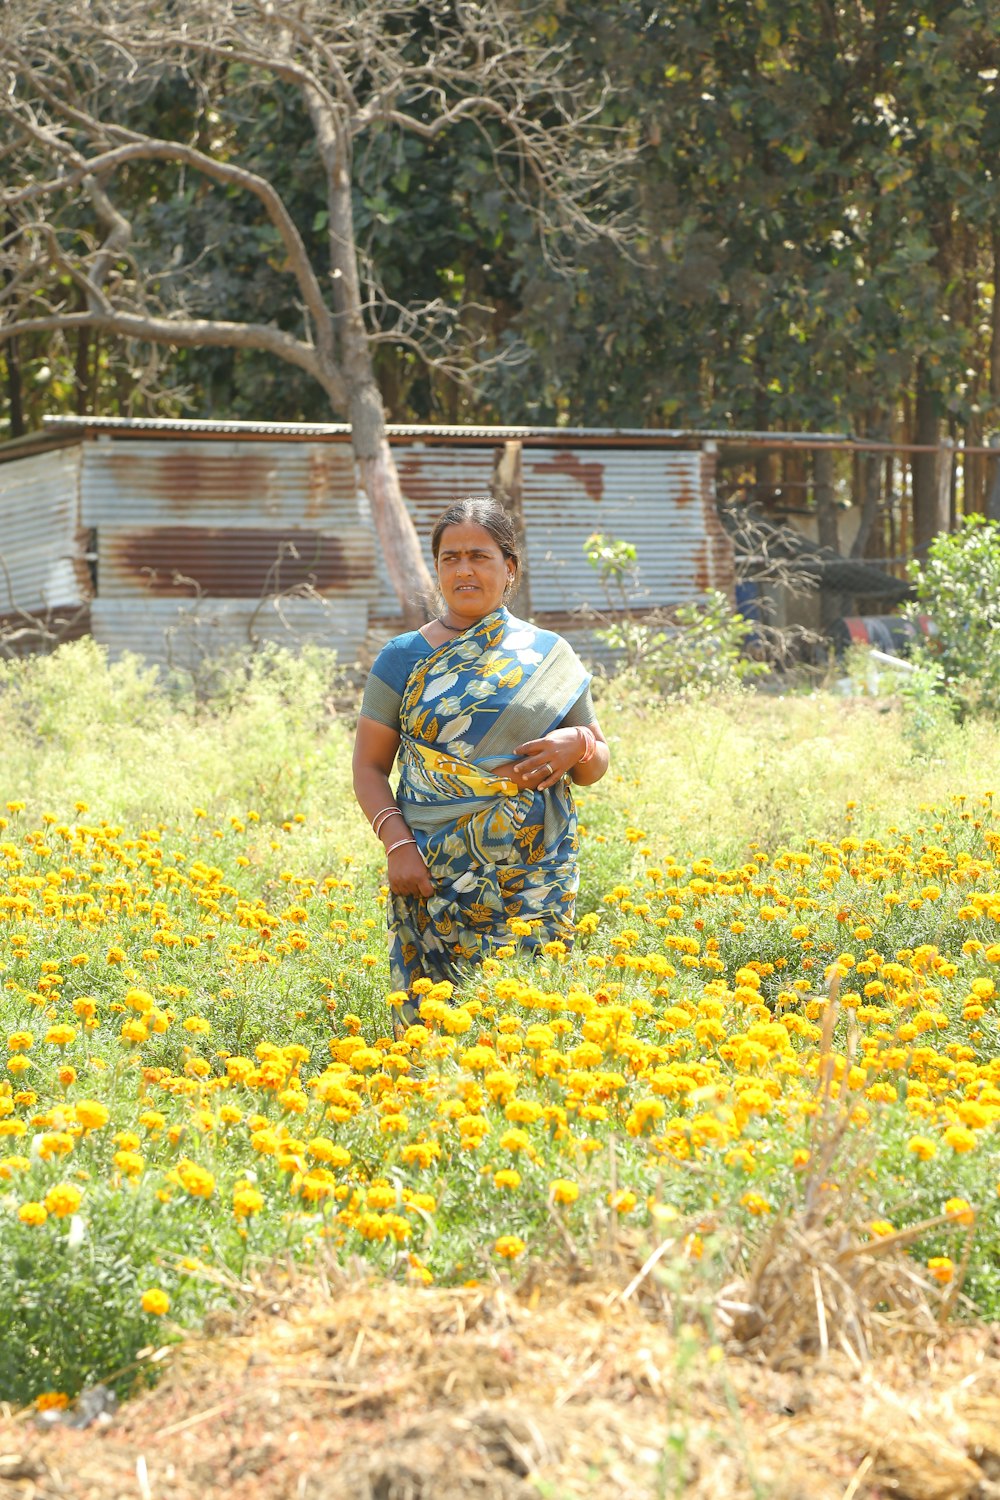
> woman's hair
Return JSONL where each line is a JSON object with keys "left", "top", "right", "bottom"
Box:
{"left": 430, "top": 496, "right": 522, "bottom": 586}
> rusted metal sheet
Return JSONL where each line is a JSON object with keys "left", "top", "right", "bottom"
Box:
{"left": 0, "top": 446, "right": 90, "bottom": 630}
{"left": 90, "top": 596, "right": 369, "bottom": 670}
{"left": 373, "top": 441, "right": 731, "bottom": 645}
{"left": 79, "top": 437, "right": 374, "bottom": 662}
{"left": 80, "top": 438, "right": 359, "bottom": 526}
{"left": 98, "top": 526, "right": 374, "bottom": 598}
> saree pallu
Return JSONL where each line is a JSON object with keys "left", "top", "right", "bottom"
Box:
{"left": 388, "top": 608, "right": 589, "bottom": 1009}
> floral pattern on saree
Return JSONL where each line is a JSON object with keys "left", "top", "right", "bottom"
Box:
{"left": 387, "top": 608, "right": 588, "bottom": 1008}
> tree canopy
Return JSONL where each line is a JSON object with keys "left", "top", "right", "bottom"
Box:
{"left": 3, "top": 1, "right": 1000, "bottom": 555}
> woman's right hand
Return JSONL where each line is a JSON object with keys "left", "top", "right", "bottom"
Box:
{"left": 387, "top": 843, "right": 434, "bottom": 898}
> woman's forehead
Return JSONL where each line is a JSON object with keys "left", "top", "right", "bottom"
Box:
{"left": 436, "top": 521, "right": 502, "bottom": 553}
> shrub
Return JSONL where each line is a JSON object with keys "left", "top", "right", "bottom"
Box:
{"left": 907, "top": 513, "right": 1000, "bottom": 719}
{"left": 583, "top": 533, "right": 766, "bottom": 697}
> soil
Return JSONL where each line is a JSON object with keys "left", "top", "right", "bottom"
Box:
{"left": 4, "top": 1264, "right": 1000, "bottom": 1500}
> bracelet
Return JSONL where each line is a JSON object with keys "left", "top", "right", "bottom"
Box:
{"left": 576, "top": 725, "right": 597, "bottom": 765}
{"left": 372, "top": 808, "right": 403, "bottom": 837}
{"left": 385, "top": 837, "right": 418, "bottom": 856}
{"left": 370, "top": 804, "right": 399, "bottom": 829}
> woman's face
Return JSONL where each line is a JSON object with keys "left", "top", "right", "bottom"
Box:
{"left": 435, "top": 521, "right": 514, "bottom": 624}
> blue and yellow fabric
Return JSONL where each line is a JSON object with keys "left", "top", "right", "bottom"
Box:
{"left": 360, "top": 607, "right": 593, "bottom": 1014}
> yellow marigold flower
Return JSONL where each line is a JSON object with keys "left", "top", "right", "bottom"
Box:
{"left": 504, "top": 1099, "right": 543, "bottom": 1125}
{"left": 233, "top": 1184, "right": 264, "bottom": 1218}
{"left": 182, "top": 1016, "right": 211, "bottom": 1034}
{"left": 7, "top": 1031, "right": 33, "bottom": 1052}
{"left": 18, "top": 1201, "right": 48, "bottom": 1226}
{"left": 550, "top": 1179, "right": 579, "bottom": 1205}
{"left": 57, "top": 1066, "right": 77, "bottom": 1088}
{"left": 740, "top": 1191, "right": 771, "bottom": 1216}
{"left": 493, "top": 1168, "right": 521, "bottom": 1190}
{"left": 907, "top": 1135, "right": 937, "bottom": 1161}
{"left": 114, "top": 1150, "right": 144, "bottom": 1178}
{"left": 869, "top": 1219, "right": 895, "bottom": 1238}
{"left": 607, "top": 1189, "right": 637, "bottom": 1213}
{"left": 499, "top": 1128, "right": 531, "bottom": 1153}
{"left": 75, "top": 1100, "right": 110, "bottom": 1131}
{"left": 927, "top": 1256, "right": 954, "bottom": 1285}
{"left": 43, "top": 1183, "right": 82, "bottom": 1218}
{"left": 177, "top": 1161, "right": 215, "bottom": 1198}
{"left": 44, "top": 1025, "right": 76, "bottom": 1047}
{"left": 944, "top": 1197, "right": 975, "bottom": 1227}
{"left": 141, "top": 1288, "right": 170, "bottom": 1316}
{"left": 494, "top": 1234, "right": 526, "bottom": 1259}
{"left": 943, "top": 1124, "right": 977, "bottom": 1154}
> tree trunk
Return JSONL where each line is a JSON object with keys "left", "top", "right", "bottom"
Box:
{"left": 350, "top": 383, "right": 433, "bottom": 628}
{"left": 987, "top": 438, "right": 1000, "bottom": 523}
{"left": 309, "top": 87, "right": 433, "bottom": 629}
{"left": 491, "top": 440, "right": 531, "bottom": 614}
{"left": 814, "top": 447, "right": 842, "bottom": 628}
{"left": 912, "top": 359, "right": 947, "bottom": 556}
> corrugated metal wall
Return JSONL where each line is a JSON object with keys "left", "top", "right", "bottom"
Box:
{"left": 381, "top": 439, "right": 731, "bottom": 665}
{"left": 0, "top": 445, "right": 90, "bottom": 652}
{"left": 80, "top": 438, "right": 374, "bottom": 668}
{"left": 0, "top": 424, "right": 732, "bottom": 669}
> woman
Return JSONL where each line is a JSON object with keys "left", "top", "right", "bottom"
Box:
{"left": 353, "top": 496, "right": 609, "bottom": 1025}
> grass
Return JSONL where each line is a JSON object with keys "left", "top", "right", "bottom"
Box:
{"left": 2, "top": 641, "right": 1000, "bottom": 1408}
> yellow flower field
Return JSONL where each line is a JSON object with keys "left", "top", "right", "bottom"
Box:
{"left": 3, "top": 769, "right": 1000, "bottom": 1405}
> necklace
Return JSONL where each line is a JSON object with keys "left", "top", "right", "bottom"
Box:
{"left": 437, "top": 616, "right": 464, "bottom": 633}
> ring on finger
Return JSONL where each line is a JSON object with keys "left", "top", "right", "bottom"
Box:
{"left": 540, "top": 762, "right": 552, "bottom": 778}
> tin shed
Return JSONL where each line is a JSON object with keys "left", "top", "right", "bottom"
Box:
{"left": 0, "top": 418, "right": 732, "bottom": 668}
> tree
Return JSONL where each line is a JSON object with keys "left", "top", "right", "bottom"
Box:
{"left": 0, "top": 0, "right": 628, "bottom": 625}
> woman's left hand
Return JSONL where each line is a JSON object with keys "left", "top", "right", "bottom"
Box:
{"left": 506, "top": 728, "right": 586, "bottom": 791}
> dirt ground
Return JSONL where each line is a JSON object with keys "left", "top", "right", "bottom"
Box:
{"left": 4, "top": 1263, "right": 1000, "bottom": 1500}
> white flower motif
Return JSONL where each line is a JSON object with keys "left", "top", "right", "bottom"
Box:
{"left": 514, "top": 648, "right": 543, "bottom": 665}
{"left": 422, "top": 671, "right": 459, "bottom": 699}
{"left": 435, "top": 696, "right": 463, "bottom": 716}
{"left": 502, "top": 629, "right": 537, "bottom": 650}
{"left": 439, "top": 714, "right": 473, "bottom": 741}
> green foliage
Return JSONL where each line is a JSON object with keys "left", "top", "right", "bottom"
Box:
{"left": 907, "top": 514, "right": 1000, "bottom": 720}
{"left": 584, "top": 532, "right": 766, "bottom": 698}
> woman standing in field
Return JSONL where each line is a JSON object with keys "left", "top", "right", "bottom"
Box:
{"left": 352, "top": 497, "right": 610, "bottom": 1025}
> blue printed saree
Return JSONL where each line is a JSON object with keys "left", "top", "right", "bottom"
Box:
{"left": 379, "top": 608, "right": 590, "bottom": 1007}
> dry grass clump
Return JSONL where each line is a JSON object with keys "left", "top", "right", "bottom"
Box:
{"left": 715, "top": 985, "right": 974, "bottom": 1371}
{"left": 8, "top": 1255, "right": 1000, "bottom": 1500}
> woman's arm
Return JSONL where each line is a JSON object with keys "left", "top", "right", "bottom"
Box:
{"left": 352, "top": 716, "right": 434, "bottom": 898}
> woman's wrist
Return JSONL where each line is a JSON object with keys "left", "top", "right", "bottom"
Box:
{"left": 575, "top": 725, "right": 597, "bottom": 766}
{"left": 373, "top": 807, "right": 406, "bottom": 842}
{"left": 385, "top": 836, "right": 420, "bottom": 857}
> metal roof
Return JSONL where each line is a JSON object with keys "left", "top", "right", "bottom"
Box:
{"left": 34, "top": 414, "right": 849, "bottom": 448}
